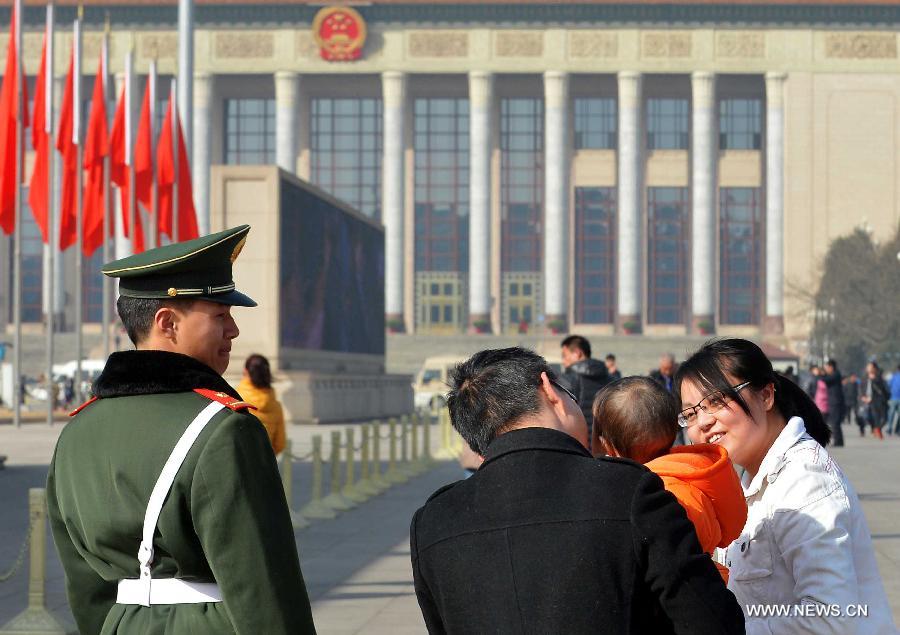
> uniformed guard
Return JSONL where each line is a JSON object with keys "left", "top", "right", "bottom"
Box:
{"left": 47, "top": 225, "right": 317, "bottom": 634}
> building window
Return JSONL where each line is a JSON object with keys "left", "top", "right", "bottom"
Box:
{"left": 414, "top": 98, "right": 469, "bottom": 273}
{"left": 9, "top": 198, "right": 44, "bottom": 323}
{"left": 224, "top": 98, "right": 276, "bottom": 165}
{"left": 647, "top": 187, "right": 688, "bottom": 324}
{"left": 311, "top": 97, "right": 383, "bottom": 220}
{"left": 647, "top": 98, "right": 689, "bottom": 150}
{"left": 574, "top": 187, "right": 616, "bottom": 324}
{"left": 501, "top": 97, "right": 543, "bottom": 273}
{"left": 720, "top": 99, "right": 761, "bottom": 150}
{"left": 82, "top": 250, "right": 105, "bottom": 323}
{"left": 720, "top": 187, "right": 762, "bottom": 324}
{"left": 574, "top": 98, "right": 616, "bottom": 150}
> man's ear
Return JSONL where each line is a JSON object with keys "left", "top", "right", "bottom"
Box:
{"left": 153, "top": 306, "right": 179, "bottom": 341}
{"left": 539, "top": 372, "right": 561, "bottom": 408}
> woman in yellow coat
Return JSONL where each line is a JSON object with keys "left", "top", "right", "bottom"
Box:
{"left": 237, "top": 354, "right": 286, "bottom": 456}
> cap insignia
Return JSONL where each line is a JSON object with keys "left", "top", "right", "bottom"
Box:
{"left": 167, "top": 287, "right": 178, "bottom": 297}
{"left": 230, "top": 237, "right": 247, "bottom": 264}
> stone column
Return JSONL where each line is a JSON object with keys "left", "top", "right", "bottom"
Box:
{"left": 543, "top": 71, "right": 569, "bottom": 329}
{"left": 193, "top": 72, "right": 213, "bottom": 236}
{"left": 274, "top": 71, "right": 300, "bottom": 175}
{"left": 617, "top": 71, "right": 643, "bottom": 333}
{"left": 691, "top": 71, "right": 716, "bottom": 334}
{"left": 764, "top": 72, "right": 786, "bottom": 334}
{"left": 468, "top": 71, "right": 493, "bottom": 332}
{"left": 382, "top": 72, "right": 407, "bottom": 330}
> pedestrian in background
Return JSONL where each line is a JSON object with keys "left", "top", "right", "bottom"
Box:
{"left": 650, "top": 353, "right": 682, "bottom": 443}
{"left": 559, "top": 335, "right": 611, "bottom": 440}
{"left": 821, "top": 359, "right": 845, "bottom": 447}
{"left": 604, "top": 353, "right": 621, "bottom": 380}
{"left": 238, "top": 353, "right": 287, "bottom": 456}
{"left": 860, "top": 361, "right": 889, "bottom": 440}
{"left": 843, "top": 372, "right": 860, "bottom": 431}
{"left": 887, "top": 364, "right": 900, "bottom": 436}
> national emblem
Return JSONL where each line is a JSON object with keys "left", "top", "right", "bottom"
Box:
{"left": 312, "top": 6, "right": 367, "bottom": 61}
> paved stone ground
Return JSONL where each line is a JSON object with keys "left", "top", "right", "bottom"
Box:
{"left": 0, "top": 420, "right": 898, "bottom": 633}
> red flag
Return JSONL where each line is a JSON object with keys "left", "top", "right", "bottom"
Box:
{"left": 27, "top": 25, "right": 50, "bottom": 243}
{"left": 81, "top": 56, "right": 108, "bottom": 257}
{"left": 133, "top": 80, "right": 153, "bottom": 211}
{"left": 56, "top": 54, "right": 78, "bottom": 251}
{"left": 157, "top": 92, "right": 198, "bottom": 242}
{"left": 109, "top": 86, "right": 145, "bottom": 253}
{"left": 0, "top": 6, "right": 28, "bottom": 235}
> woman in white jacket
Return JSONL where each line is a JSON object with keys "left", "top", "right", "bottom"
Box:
{"left": 675, "top": 339, "right": 895, "bottom": 635}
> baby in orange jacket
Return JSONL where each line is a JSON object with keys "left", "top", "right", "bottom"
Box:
{"left": 591, "top": 376, "right": 747, "bottom": 582}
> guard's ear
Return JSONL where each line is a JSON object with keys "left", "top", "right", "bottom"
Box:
{"left": 153, "top": 306, "right": 179, "bottom": 341}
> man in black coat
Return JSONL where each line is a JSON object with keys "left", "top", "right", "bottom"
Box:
{"left": 410, "top": 347, "right": 745, "bottom": 635}
{"left": 822, "top": 358, "right": 846, "bottom": 447}
{"left": 560, "top": 335, "right": 611, "bottom": 439}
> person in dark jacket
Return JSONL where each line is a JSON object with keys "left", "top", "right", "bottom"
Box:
{"left": 860, "top": 361, "right": 890, "bottom": 440}
{"left": 821, "top": 359, "right": 846, "bottom": 447}
{"left": 410, "top": 347, "right": 745, "bottom": 635}
{"left": 560, "top": 335, "right": 611, "bottom": 439}
{"left": 650, "top": 353, "right": 682, "bottom": 443}
{"left": 843, "top": 372, "right": 860, "bottom": 430}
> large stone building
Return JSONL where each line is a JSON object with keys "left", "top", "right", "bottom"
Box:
{"left": 3, "top": 0, "right": 900, "bottom": 353}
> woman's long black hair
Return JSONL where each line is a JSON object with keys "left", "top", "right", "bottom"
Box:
{"left": 245, "top": 353, "right": 273, "bottom": 389}
{"left": 674, "top": 338, "right": 831, "bottom": 447}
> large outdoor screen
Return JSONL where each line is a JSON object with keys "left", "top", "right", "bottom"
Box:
{"left": 280, "top": 181, "right": 385, "bottom": 356}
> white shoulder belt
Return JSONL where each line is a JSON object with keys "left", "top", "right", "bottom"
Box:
{"left": 116, "top": 400, "right": 226, "bottom": 606}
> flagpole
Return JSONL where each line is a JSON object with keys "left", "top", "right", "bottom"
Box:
{"left": 149, "top": 58, "right": 157, "bottom": 249}
{"left": 125, "top": 47, "right": 135, "bottom": 259}
{"left": 11, "top": 0, "right": 23, "bottom": 427}
{"left": 46, "top": 3, "right": 56, "bottom": 426}
{"left": 171, "top": 79, "right": 178, "bottom": 243}
{"left": 73, "top": 11, "right": 83, "bottom": 405}
{"left": 101, "top": 16, "right": 111, "bottom": 359}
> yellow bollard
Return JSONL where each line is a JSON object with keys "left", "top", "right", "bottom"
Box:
{"left": 408, "top": 413, "right": 426, "bottom": 475}
{"left": 399, "top": 415, "right": 417, "bottom": 477}
{"left": 421, "top": 410, "right": 434, "bottom": 466}
{"left": 300, "top": 436, "right": 337, "bottom": 520}
{"left": 321, "top": 431, "right": 355, "bottom": 512}
{"left": 280, "top": 440, "right": 310, "bottom": 529}
{"left": 384, "top": 418, "right": 408, "bottom": 484}
{"left": 370, "top": 421, "right": 390, "bottom": 493}
{"left": 357, "top": 424, "right": 382, "bottom": 497}
{"left": 434, "top": 407, "right": 455, "bottom": 459}
{"left": 0, "top": 489, "right": 67, "bottom": 635}
{"left": 342, "top": 428, "right": 369, "bottom": 503}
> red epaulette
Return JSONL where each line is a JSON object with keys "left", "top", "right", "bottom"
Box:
{"left": 194, "top": 388, "right": 257, "bottom": 411}
{"left": 69, "top": 396, "right": 99, "bottom": 417}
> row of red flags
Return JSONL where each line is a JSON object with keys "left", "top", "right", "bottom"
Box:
{"left": 0, "top": 7, "right": 198, "bottom": 257}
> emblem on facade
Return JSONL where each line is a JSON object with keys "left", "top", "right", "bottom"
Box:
{"left": 312, "top": 6, "right": 367, "bottom": 61}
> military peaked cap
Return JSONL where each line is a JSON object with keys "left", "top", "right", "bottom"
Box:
{"left": 102, "top": 225, "right": 257, "bottom": 307}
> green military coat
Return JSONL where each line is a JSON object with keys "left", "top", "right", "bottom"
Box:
{"left": 47, "top": 350, "right": 317, "bottom": 634}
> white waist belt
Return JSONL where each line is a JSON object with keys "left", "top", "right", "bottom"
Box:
{"left": 117, "top": 579, "right": 222, "bottom": 605}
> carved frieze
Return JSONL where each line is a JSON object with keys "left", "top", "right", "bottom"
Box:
{"left": 825, "top": 33, "right": 897, "bottom": 59}
{"left": 296, "top": 31, "right": 318, "bottom": 58}
{"left": 408, "top": 31, "right": 468, "bottom": 58}
{"left": 214, "top": 32, "right": 274, "bottom": 59}
{"left": 139, "top": 34, "right": 178, "bottom": 61}
{"left": 717, "top": 32, "right": 765, "bottom": 58}
{"left": 569, "top": 32, "right": 618, "bottom": 59}
{"left": 642, "top": 32, "right": 692, "bottom": 58}
{"left": 496, "top": 31, "right": 543, "bottom": 57}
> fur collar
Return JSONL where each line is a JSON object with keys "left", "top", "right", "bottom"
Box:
{"left": 93, "top": 350, "right": 241, "bottom": 400}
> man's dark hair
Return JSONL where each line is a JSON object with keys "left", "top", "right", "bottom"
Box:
{"left": 561, "top": 335, "right": 591, "bottom": 359}
{"left": 116, "top": 296, "right": 194, "bottom": 345}
{"left": 825, "top": 358, "right": 837, "bottom": 370}
{"left": 447, "top": 347, "right": 556, "bottom": 455}
{"left": 592, "top": 377, "right": 678, "bottom": 464}
{"left": 605, "top": 353, "right": 616, "bottom": 362}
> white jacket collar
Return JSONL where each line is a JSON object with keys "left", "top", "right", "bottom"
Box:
{"left": 742, "top": 416, "right": 808, "bottom": 497}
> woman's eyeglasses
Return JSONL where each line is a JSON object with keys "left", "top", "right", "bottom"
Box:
{"left": 678, "top": 381, "right": 751, "bottom": 428}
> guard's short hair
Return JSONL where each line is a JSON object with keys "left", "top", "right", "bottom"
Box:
{"left": 561, "top": 335, "right": 591, "bottom": 359}
{"left": 116, "top": 296, "right": 194, "bottom": 346}
{"left": 447, "top": 347, "right": 556, "bottom": 455}
{"left": 592, "top": 376, "right": 679, "bottom": 464}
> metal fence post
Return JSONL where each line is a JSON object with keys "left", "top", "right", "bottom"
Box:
{"left": 321, "top": 430, "right": 355, "bottom": 511}
{"left": 385, "top": 417, "right": 408, "bottom": 484}
{"left": 300, "top": 435, "right": 337, "bottom": 520}
{"left": 0, "top": 489, "right": 67, "bottom": 635}
{"left": 280, "top": 440, "right": 310, "bottom": 529}
{"left": 370, "top": 421, "right": 390, "bottom": 492}
{"left": 342, "top": 428, "right": 369, "bottom": 503}
{"left": 358, "top": 423, "right": 381, "bottom": 497}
